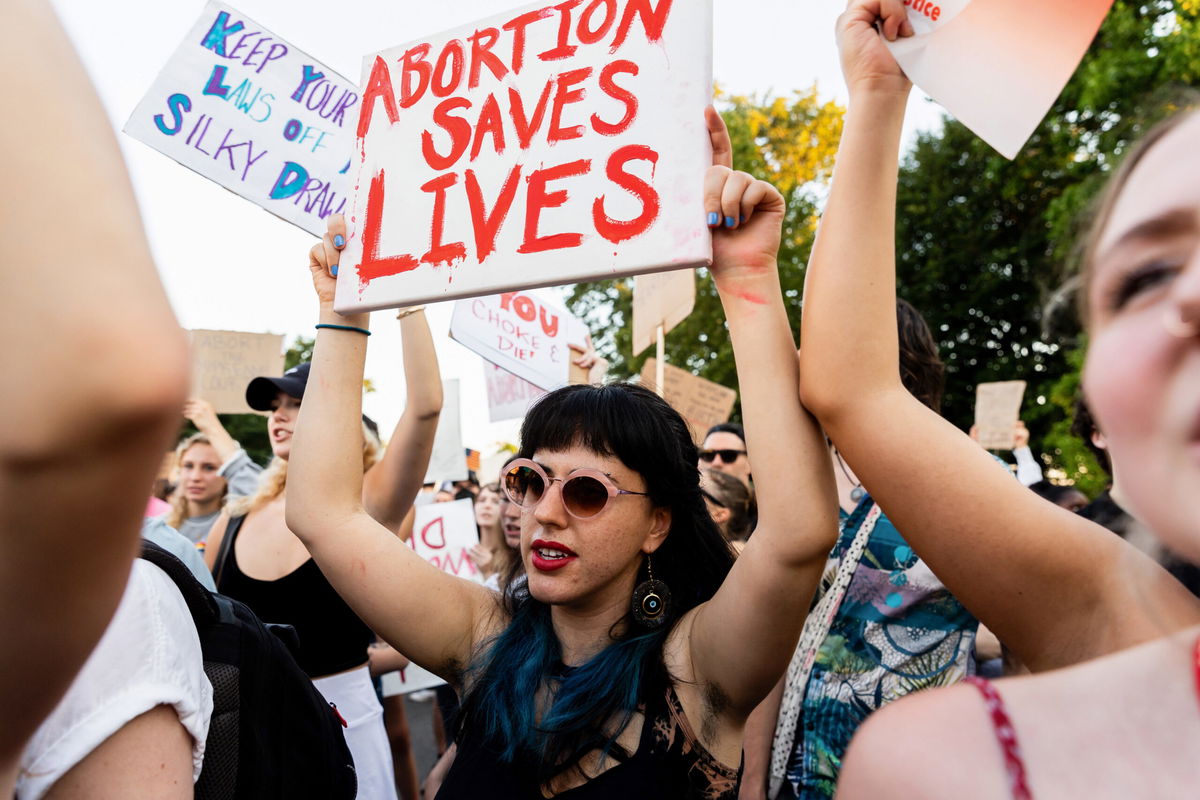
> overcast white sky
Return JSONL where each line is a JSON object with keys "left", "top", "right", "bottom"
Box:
{"left": 52, "top": 0, "right": 942, "bottom": 460}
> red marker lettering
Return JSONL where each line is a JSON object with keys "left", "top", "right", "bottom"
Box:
{"left": 398, "top": 43, "right": 432, "bottom": 108}
{"left": 539, "top": 0, "right": 584, "bottom": 62}
{"left": 431, "top": 39, "right": 465, "bottom": 98}
{"left": 611, "top": 0, "right": 673, "bottom": 51}
{"left": 357, "top": 56, "right": 399, "bottom": 139}
{"left": 508, "top": 83, "right": 554, "bottom": 150}
{"left": 420, "top": 172, "right": 467, "bottom": 266}
{"left": 577, "top": 0, "right": 618, "bottom": 44}
{"left": 467, "top": 27, "right": 508, "bottom": 88}
{"left": 358, "top": 169, "right": 419, "bottom": 284}
{"left": 593, "top": 144, "right": 660, "bottom": 243}
{"left": 466, "top": 165, "right": 522, "bottom": 262}
{"left": 471, "top": 94, "right": 507, "bottom": 160}
{"left": 502, "top": 7, "right": 553, "bottom": 75}
{"left": 548, "top": 67, "right": 592, "bottom": 143}
{"left": 518, "top": 159, "right": 590, "bottom": 254}
{"left": 591, "top": 60, "right": 638, "bottom": 135}
{"left": 421, "top": 97, "right": 473, "bottom": 171}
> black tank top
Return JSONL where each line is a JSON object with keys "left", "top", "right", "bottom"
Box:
{"left": 216, "top": 515, "right": 373, "bottom": 678}
{"left": 436, "top": 684, "right": 740, "bottom": 799}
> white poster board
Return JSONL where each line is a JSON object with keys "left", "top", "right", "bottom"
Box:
{"left": 124, "top": 1, "right": 358, "bottom": 235}
{"left": 640, "top": 359, "right": 736, "bottom": 444}
{"left": 485, "top": 362, "right": 547, "bottom": 423}
{"left": 335, "top": 0, "right": 715, "bottom": 312}
{"left": 424, "top": 379, "right": 468, "bottom": 483}
{"left": 633, "top": 269, "right": 696, "bottom": 356}
{"left": 886, "top": 0, "right": 1113, "bottom": 159}
{"left": 410, "top": 498, "right": 482, "bottom": 581}
{"left": 380, "top": 663, "right": 445, "bottom": 696}
{"left": 189, "top": 329, "right": 284, "bottom": 414}
{"left": 450, "top": 290, "right": 588, "bottom": 391}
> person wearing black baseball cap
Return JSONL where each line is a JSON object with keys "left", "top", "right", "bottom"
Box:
{"left": 203, "top": 302, "right": 444, "bottom": 800}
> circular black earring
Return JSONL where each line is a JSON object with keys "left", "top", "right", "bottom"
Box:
{"left": 631, "top": 554, "right": 671, "bottom": 628}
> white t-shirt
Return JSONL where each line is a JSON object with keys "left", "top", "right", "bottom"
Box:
{"left": 17, "top": 559, "right": 213, "bottom": 799}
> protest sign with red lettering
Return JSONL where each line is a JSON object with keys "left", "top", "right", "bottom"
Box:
{"left": 485, "top": 362, "right": 547, "bottom": 422}
{"left": 640, "top": 358, "right": 736, "bottom": 444}
{"left": 335, "top": 0, "right": 714, "bottom": 313}
{"left": 886, "top": 0, "right": 1113, "bottom": 159}
{"left": 450, "top": 290, "right": 589, "bottom": 391}
{"left": 124, "top": 2, "right": 358, "bottom": 235}
{"left": 409, "top": 497, "right": 481, "bottom": 582}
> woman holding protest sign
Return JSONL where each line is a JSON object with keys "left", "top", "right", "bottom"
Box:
{"left": 202, "top": 313, "right": 443, "bottom": 800}
{"left": 800, "top": 2, "right": 1200, "bottom": 796}
{"left": 286, "top": 107, "right": 839, "bottom": 798}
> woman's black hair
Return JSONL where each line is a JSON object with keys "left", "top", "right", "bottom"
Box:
{"left": 454, "top": 383, "right": 735, "bottom": 786}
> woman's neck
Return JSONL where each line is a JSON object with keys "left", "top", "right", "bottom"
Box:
{"left": 187, "top": 496, "right": 223, "bottom": 519}
{"left": 550, "top": 591, "right": 634, "bottom": 666}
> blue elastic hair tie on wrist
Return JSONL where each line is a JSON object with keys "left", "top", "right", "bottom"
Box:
{"left": 315, "top": 323, "right": 371, "bottom": 336}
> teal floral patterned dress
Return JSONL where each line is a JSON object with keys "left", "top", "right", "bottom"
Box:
{"left": 785, "top": 496, "right": 978, "bottom": 798}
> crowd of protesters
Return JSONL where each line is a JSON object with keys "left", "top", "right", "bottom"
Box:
{"left": 7, "top": 0, "right": 1200, "bottom": 798}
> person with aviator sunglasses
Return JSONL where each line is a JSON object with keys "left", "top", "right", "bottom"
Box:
{"left": 284, "top": 108, "right": 839, "bottom": 798}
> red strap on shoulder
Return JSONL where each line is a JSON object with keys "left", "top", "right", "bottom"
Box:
{"left": 964, "top": 676, "right": 1033, "bottom": 800}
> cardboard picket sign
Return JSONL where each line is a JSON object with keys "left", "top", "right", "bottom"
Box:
{"left": 189, "top": 329, "right": 284, "bottom": 414}
{"left": 632, "top": 268, "right": 696, "bottom": 356}
{"left": 425, "top": 379, "right": 468, "bottom": 484}
{"left": 335, "top": 0, "right": 715, "bottom": 313}
{"left": 450, "top": 290, "right": 589, "bottom": 391}
{"left": 886, "top": 0, "right": 1114, "bottom": 159}
{"left": 640, "top": 359, "right": 736, "bottom": 444}
{"left": 124, "top": 1, "right": 358, "bottom": 236}
{"left": 974, "top": 380, "right": 1027, "bottom": 450}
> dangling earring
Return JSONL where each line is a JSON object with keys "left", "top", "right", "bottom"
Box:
{"left": 631, "top": 554, "right": 671, "bottom": 628}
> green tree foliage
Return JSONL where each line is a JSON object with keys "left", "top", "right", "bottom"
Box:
{"left": 894, "top": 0, "right": 1197, "bottom": 490}
{"left": 567, "top": 88, "right": 845, "bottom": 408}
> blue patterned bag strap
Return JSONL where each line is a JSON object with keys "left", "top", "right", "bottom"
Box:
{"left": 767, "top": 501, "right": 884, "bottom": 798}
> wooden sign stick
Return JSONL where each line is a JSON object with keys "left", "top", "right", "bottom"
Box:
{"left": 655, "top": 325, "right": 666, "bottom": 399}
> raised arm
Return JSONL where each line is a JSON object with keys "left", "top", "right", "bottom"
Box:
{"left": 797, "top": 0, "right": 1200, "bottom": 671}
{"left": 0, "top": 0, "right": 189, "bottom": 786}
{"left": 361, "top": 308, "right": 443, "bottom": 532}
{"left": 685, "top": 109, "right": 840, "bottom": 716}
{"left": 285, "top": 216, "right": 496, "bottom": 681}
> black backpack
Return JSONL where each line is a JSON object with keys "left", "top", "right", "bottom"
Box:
{"left": 139, "top": 541, "right": 357, "bottom": 800}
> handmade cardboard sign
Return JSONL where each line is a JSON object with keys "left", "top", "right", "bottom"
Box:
{"left": 485, "top": 362, "right": 547, "bottom": 422}
{"left": 974, "top": 380, "right": 1027, "bottom": 450}
{"left": 450, "top": 290, "right": 589, "bottom": 391}
{"left": 425, "top": 380, "right": 468, "bottom": 483}
{"left": 886, "top": 0, "right": 1114, "bottom": 158}
{"left": 335, "top": 0, "right": 715, "bottom": 312}
{"left": 633, "top": 268, "right": 696, "bottom": 356}
{"left": 189, "top": 329, "right": 284, "bottom": 414}
{"left": 124, "top": 1, "right": 358, "bottom": 236}
{"left": 640, "top": 359, "right": 736, "bottom": 444}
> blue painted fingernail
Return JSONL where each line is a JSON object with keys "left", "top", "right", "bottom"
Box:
{"left": 725, "top": 216, "right": 736, "bottom": 228}
{"left": 331, "top": 264, "right": 339, "bottom": 277}
{"left": 740, "top": 215, "right": 747, "bottom": 224}
{"left": 707, "top": 212, "right": 720, "bottom": 227}
{"left": 334, "top": 234, "right": 345, "bottom": 248}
